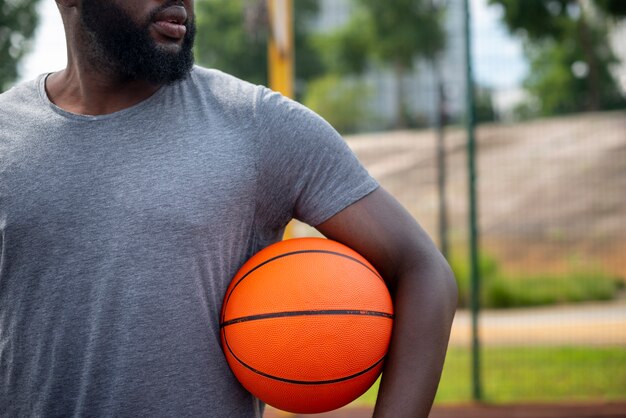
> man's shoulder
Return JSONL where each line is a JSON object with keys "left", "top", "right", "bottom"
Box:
{"left": 187, "top": 66, "right": 264, "bottom": 105}
{"left": 189, "top": 66, "right": 253, "bottom": 86}
{"left": 0, "top": 77, "right": 40, "bottom": 109}
{"left": 182, "top": 66, "right": 270, "bottom": 121}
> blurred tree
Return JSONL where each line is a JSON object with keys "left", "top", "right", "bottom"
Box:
{"left": 523, "top": 24, "right": 622, "bottom": 116}
{"left": 314, "top": 0, "right": 446, "bottom": 128}
{"left": 303, "top": 74, "right": 373, "bottom": 134}
{"left": 594, "top": 0, "right": 626, "bottom": 17}
{"left": 0, "top": 0, "right": 40, "bottom": 92}
{"left": 194, "top": 0, "right": 323, "bottom": 99}
{"left": 475, "top": 84, "right": 497, "bottom": 123}
{"left": 489, "top": 0, "right": 625, "bottom": 114}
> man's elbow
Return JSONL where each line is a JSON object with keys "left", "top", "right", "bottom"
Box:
{"left": 439, "top": 257, "right": 458, "bottom": 315}
{"left": 397, "top": 247, "right": 458, "bottom": 317}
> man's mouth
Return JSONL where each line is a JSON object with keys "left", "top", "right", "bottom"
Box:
{"left": 152, "top": 5, "right": 188, "bottom": 40}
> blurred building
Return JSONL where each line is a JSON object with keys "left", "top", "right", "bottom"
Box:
{"left": 309, "top": 0, "right": 467, "bottom": 131}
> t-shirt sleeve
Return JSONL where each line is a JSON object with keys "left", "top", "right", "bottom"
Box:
{"left": 254, "top": 87, "right": 379, "bottom": 230}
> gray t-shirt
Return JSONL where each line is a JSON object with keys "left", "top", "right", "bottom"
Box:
{"left": 0, "top": 67, "right": 378, "bottom": 417}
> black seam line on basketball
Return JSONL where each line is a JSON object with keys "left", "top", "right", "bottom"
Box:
{"left": 221, "top": 249, "right": 385, "bottom": 323}
{"left": 220, "top": 309, "right": 394, "bottom": 328}
{"left": 223, "top": 332, "right": 387, "bottom": 385}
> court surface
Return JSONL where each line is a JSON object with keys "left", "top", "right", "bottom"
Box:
{"left": 265, "top": 402, "right": 626, "bottom": 417}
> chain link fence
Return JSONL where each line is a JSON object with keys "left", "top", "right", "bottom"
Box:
{"left": 7, "top": 0, "right": 626, "bottom": 408}
{"left": 294, "top": 0, "right": 626, "bottom": 405}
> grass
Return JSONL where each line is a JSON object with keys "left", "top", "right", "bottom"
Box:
{"left": 355, "top": 346, "right": 626, "bottom": 405}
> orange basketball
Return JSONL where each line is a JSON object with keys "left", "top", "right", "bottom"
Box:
{"left": 220, "top": 237, "right": 394, "bottom": 414}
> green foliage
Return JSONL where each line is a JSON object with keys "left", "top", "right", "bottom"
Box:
{"left": 315, "top": 0, "right": 446, "bottom": 129}
{"left": 312, "top": 10, "right": 373, "bottom": 75}
{"left": 194, "top": 0, "right": 324, "bottom": 97}
{"left": 450, "top": 251, "right": 623, "bottom": 309}
{"left": 355, "top": 0, "right": 445, "bottom": 66}
{"left": 0, "top": 0, "right": 41, "bottom": 91}
{"left": 194, "top": 0, "right": 267, "bottom": 86}
{"left": 449, "top": 251, "right": 500, "bottom": 308}
{"left": 315, "top": 0, "right": 445, "bottom": 71}
{"left": 303, "top": 74, "right": 373, "bottom": 134}
{"left": 490, "top": 0, "right": 626, "bottom": 40}
{"left": 489, "top": 0, "right": 626, "bottom": 116}
{"left": 489, "top": 0, "right": 575, "bottom": 40}
{"left": 485, "top": 271, "right": 623, "bottom": 308}
{"left": 595, "top": 0, "right": 626, "bottom": 17}
{"left": 475, "top": 85, "right": 498, "bottom": 122}
{"left": 523, "top": 32, "right": 624, "bottom": 116}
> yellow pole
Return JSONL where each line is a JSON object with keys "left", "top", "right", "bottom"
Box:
{"left": 267, "top": 0, "right": 294, "bottom": 98}
{"left": 267, "top": 0, "right": 296, "bottom": 239}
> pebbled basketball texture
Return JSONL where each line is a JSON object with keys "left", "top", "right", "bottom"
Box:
{"left": 220, "top": 237, "right": 394, "bottom": 414}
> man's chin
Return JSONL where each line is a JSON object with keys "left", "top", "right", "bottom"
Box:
{"left": 80, "top": 0, "right": 196, "bottom": 85}
{"left": 149, "top": 26, "right": 187, "bottom": 53}
{"left": 154, "top": 41, "right": 185, "bottom": 57}
{"left": 117, "top": 32, "right": 195, "bottom": 85}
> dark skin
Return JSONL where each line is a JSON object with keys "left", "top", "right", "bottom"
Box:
{"left": 50, "top": 0, "right": 194, "bottom": 115}
{"left": 51, "top": 1, "right": 458, "bottom": 417}
{"left": 318, "top": 188, "right": 457, "bottom": 417}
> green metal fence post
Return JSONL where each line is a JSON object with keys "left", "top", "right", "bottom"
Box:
{"left": 463, "top": 0, "right": 482, "bottom": 402}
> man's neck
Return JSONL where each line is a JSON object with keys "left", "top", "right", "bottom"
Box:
{"left": 45, "top": 62, "right": 162, "bottom": 116}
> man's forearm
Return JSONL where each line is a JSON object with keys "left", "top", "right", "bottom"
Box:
{"left": 373, "top": 255, "right": 457, "bottom": 418}
{"left": 314, "top": 188, "right": 458, "bottom": 417}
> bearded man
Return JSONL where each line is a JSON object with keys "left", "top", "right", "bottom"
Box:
{"left": 0, "top": 1, "right": 457, "bottom": 417}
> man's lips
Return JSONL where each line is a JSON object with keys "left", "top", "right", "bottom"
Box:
{"left": 152, "top": 5, "right": 187, "bottom": 40}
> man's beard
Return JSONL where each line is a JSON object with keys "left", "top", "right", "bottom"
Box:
{"left": 80, "top": 0, "right": 196, "bottom": 85}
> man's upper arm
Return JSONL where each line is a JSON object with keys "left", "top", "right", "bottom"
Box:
{"left": 315, "top": 187, "right": 445, "bottom": 291}
{"left": 317, "top": 186, "right": 458, "bottom": 418}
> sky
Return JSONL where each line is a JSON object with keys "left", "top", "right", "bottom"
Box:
{"left": 470, "top": 0, "right": 528, "bottom": 89}
{"left": 17, "top": 0, "right": 529, "bottom": 91}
